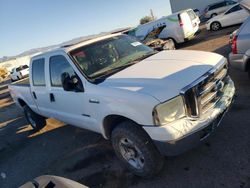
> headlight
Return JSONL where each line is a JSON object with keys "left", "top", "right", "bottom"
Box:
{"left": 153, "top": 96, "right": 185, "bottom": 126}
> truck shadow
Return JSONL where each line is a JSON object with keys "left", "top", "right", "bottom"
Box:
{"left": 0, "top": 115, "right": 139, "bottom": 187}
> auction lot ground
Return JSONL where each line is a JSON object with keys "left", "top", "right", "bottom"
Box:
{"left": 0, "top": 25, "right": 249, "bottom": 188}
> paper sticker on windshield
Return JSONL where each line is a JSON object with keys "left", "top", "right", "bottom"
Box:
{"left": 131, "top": 42, "right": 142, "bottom": 47}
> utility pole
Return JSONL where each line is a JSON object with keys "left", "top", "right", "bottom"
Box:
{"left": 150, "top": 9, "right": 155, "bottom": 20}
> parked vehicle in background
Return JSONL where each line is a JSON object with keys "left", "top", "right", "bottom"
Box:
{"left": 125, "top": 25, "right": 175, "bottom": 51}
{"left": 10, "top": 65, "right": 29, "bottom": 82}
{"left": 206, "top": 3, "right": 249, "bottom": 31}
{"left": 9, "top": 33, "right": 235, "bottom": 177}
{"left": 204, "top": 0, "right": 237, "bottom": 19}
{"left": 131, "top": 9, "right": 200, "bottom": 44}
{"left": 229, "top": 17, "right": 250, "bottom": 78}
{"left": 0, "top": 67, "right": 9, "bottom": 83}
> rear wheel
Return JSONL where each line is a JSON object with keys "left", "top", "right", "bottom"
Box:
{"left": 111, "top": 121, "right": 164, "bottom": 177}
{"left": 211, "top": 22, "right": 221, "bottom": 31}
{"left": 23, "top": 105, "right": 46, "bottom": 130}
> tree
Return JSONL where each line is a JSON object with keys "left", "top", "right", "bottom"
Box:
{"left": 140, "top": 16, "right": 154, "bottom": 25}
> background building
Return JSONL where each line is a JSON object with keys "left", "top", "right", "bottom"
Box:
{"left": 170, "top": 0, "right": 238, "bottom": 14}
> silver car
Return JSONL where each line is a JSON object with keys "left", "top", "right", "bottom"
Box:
{"left": 229, "top": 0, "right": 250, "bottom": 77}
{"left": 204, "top": 0, "right": 237, "bottom": 19}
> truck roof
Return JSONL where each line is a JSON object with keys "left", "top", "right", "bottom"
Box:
{"left": 31, "top": 32, "right": 123, "bottom": 60}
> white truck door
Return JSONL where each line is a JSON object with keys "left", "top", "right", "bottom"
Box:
{"left": 47, "top": 55, "right": 98, "bottom": 132}
{"left": 30, "top": 58, "right": 53, "bottom": 117}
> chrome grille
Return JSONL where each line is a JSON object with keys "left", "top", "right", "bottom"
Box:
{"left": 181, "top": 61, "right": 228, "bottom": 118}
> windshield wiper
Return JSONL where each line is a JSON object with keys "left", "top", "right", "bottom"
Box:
{"left": 91, "top": 62, "right": 137, "bottom": 80}
{"left": 131, "top": 51, "right": 157, "bottom": 62}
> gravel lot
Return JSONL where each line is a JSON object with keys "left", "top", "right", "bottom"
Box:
{"left": 0, "top": 25, "right": 249, "bottom": 188}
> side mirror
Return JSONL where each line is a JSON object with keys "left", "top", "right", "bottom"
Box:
{"left": 61, "top": 72, "right": 84, "bottom": 92}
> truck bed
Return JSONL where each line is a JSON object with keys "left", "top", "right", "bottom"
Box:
{"left": 8, "top": 77, "right": 35, "bottom": 110}
{"left": 11, "top": 78, "right": 30, "bottom": 87}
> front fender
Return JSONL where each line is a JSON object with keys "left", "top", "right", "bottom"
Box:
{"left": 97, "top": 94, "right": 159, "bottom": 138}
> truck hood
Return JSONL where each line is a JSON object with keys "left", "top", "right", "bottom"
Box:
{"left": 100, "top": 50, "right": 225, "bottom": 102}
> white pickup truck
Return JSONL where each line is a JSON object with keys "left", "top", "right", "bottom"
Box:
{"left": 9, "top": 33, "right": 235, "bottom": 177}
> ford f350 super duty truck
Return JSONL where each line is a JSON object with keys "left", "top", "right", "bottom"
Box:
{"left": 9, "top": 33, "right": 235, "bottom": 177}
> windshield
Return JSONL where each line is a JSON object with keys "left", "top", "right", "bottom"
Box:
{"left": 70, "top": 35, "right": 154, "bottom": 80}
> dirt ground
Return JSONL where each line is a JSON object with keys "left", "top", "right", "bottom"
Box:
{"left": 0, "top": 25, "right": 249, "bottom": 188}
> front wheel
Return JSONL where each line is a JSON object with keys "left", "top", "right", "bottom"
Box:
{"left": 111, "top": 121, "right": 164, "bottom": 177}
{"left": 23, "top": 105, "right": 46, "bottom": 130}
{"left": 211, "top": 22, "right": 221, "bottom": 31}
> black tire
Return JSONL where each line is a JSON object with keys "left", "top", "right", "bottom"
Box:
{"left": 211, "top": 21, "right": 221, "bottom": 31}
{"left": 23, "top": 105, "right": 46, "bottom": 130}
{"left": 111, "top": 121, "right": 164, "bottom": 177}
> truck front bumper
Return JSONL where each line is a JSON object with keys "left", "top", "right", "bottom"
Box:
{"left": 143, "top": 78, "right": 235, "bottom": 156}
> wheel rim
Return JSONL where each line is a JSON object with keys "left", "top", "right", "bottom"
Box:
{"left": 118, "top": 138, "right": 145, "bottom": 170}
{"left": 27, "top": 111, "right": 36, "bottom": 128}
{"left": 212, "top": 23, "right": 220, "bottom": 31}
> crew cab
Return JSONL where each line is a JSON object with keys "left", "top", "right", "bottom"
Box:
{"left": 9, "top": 33, "right": 235, "bottom": 177}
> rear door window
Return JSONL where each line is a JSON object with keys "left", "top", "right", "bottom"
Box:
{"left": 226, "top": 5, "right": 242, "bottom": 14}
{"left": 49, "top": 55, "right": 76, "bottom": 87}
{"left": 32, "top": 58, "right": 46, "bottom": 86}
{"left": 23, "top": 65, "right": 29, "bottom": 69}
{"left": 209, "top": 2, "right": 225, "bottom": 10}
{"left": 16, "top": 67, "right": 21, "bottom": 72}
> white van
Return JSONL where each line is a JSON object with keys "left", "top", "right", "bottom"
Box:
{"left": 128, "top": 9, "right": 200, "bottom": 44}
